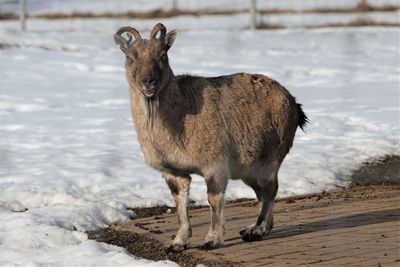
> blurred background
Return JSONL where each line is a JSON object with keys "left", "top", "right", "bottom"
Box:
{"left": 1, "top": 0, "right": 399, "bottom": 31}
{"left": 0, "top": 1, "right": 399, "bottom": 266}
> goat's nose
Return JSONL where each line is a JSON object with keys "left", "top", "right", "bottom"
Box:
{"left": 143, "top": 76, "right": 155, "bottom": 86}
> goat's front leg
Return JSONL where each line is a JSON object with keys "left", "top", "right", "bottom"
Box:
{"left": 203, "top": 174, "right": 228, "bottom": 249}
{"left": 163, "top": 173, "right": 192, "bottom": 252}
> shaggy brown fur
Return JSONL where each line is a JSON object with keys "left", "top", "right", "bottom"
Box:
{"left": 114, "top": 23, "right": 308, "bottom": 251}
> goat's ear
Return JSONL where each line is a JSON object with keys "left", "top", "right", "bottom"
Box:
{"left": 165, "top": 30, "right": 177, "bottom": 50}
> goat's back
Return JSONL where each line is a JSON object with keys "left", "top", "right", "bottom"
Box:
{"left": 175, "top": 73, "right": 300, "bottom": 168}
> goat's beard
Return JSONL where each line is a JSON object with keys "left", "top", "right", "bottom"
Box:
{"left": 146, "top": 95, "right": 159, "bottom": 127}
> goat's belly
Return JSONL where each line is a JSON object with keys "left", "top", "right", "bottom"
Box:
{"left": 149, "top": 159, "right": 201, "bottom": 176}
{"left": 161, "top": 161, "right": 202, "bottom": 176}
{"left": 229, "top": 158, "right": 278, "bottom": 181}
{"left": 142, "top": 148, "right": 201, "bottom": 176}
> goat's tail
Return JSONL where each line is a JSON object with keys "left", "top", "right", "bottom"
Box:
{"left": 297, "top": 103, "right": 309, "bottom": 132}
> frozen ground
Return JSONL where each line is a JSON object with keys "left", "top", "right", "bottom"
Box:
{"left": 0, "top": 17, "right": 399, "bottom": 267}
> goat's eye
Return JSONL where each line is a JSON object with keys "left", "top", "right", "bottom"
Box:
{"left": 126, "top": 56, "right": 133, "bottom": 64}
{"left": 160, "top": 54, "right": 167, "bottom": 63}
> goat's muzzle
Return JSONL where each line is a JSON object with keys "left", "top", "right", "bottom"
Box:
{"left": 143, "top": 86, "right": 155, "bottom": 98}
{"left": 142, "top": 77, "right": 157, "bottom": 97}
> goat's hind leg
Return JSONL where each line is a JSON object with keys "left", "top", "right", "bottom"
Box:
{"left": 163, "top": 173, "right": 192, "bottom": 251}
{"left": 241, "top": 174, "right": 278, "bottom": 242}
{"left": 239, "top": 180, "right": 262, "bottom": 236}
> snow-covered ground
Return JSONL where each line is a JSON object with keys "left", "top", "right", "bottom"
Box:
{"left": 0, "top": 15, "right": 399, "bottom": 267}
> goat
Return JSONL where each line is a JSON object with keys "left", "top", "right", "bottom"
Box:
{"left": 114, "top": 23, "right": 308, "bottom": 251}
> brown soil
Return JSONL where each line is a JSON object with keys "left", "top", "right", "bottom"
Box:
{"left": 34, "top": 8, "right": 248, "bottom": 20}
{"left": 350, "top": 154, "right": 400, "bottom": 186}
{"left": 88, "top": 185, "right": 399, "bottom": 266}
{"left": 87, "top": 155, "right": 400, "bottom": 266}
{"left": 0, "top": 12, "right": 17, "bottom": 20}
{"left": 257, "top": 18, "right": 400, "bottom": 30}
{"left": 305, "top": 18, "right": 400, "bottom": 28}
{"left": 303, "top": 2, "right": 398, "bottom": 14}
{"left": 129, "top": 206, "right": 176, "bottom": 219}
{"left": 254, "top": 23, "right": 286, "bottom": 30}
{"left": 0, "top": 43, "right": 15, "bottom": 49}
{"left": 87, "top": 228, "right": 234, "bottom": 266}
{"left": 129, "top": 198, "right": 256, "bottom": 219}
{"left": 30, "top": 4, "right": 399, "bottom": 20}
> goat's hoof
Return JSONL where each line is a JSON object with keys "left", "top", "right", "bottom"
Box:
{"left": 240, "top": 226, "right": 265, "bottom": 242}
{"left": 201, "top": 241, "right": 221, "bottom": 250}
{"left": 167, "top": 244, "right": 187, "bottom": 253}
{"left": 239, "top": 228, "right": 246, "bottom": 236}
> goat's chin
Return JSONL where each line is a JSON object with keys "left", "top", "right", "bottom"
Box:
{"left": 143, "top": 88, "right": 155, "bottom": 98}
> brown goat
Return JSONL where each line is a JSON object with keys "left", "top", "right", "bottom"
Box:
{"left": 114, "top": 23, "right": 308, "bottom": 251}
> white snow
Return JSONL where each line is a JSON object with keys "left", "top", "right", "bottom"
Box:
{"left": 0, "top": 9, "right": 399, "bottom": 267}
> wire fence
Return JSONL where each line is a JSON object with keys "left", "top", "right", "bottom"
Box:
{"left": 1, "top": 0, "right": 399, "bottom": 31}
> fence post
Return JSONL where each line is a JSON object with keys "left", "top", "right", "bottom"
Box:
{"left": 250, "top": 0, "right": 257, "bottom": 29}
{"left": 172, "top": 0, "right": 178, "bottom": 10}
{"left": 19, "top": 0, "right": 26, "bottom": 31}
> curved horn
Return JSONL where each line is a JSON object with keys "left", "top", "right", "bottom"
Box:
{"left": 114, "top": 26, "right": 141, "bottom": 52}
{"left": 150, "top": 23, "right": 166, "bottom": 40}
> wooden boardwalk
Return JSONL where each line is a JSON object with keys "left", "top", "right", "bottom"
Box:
{"left": 113, "top": 186, "right": 400, "bottom": 266}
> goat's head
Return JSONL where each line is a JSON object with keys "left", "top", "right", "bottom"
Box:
{"left": 114, "top": 23, "right": 177, "bottom": 98}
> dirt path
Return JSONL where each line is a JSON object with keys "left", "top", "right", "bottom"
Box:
{"left": 88, "top": 155, "right": 400, "bottom": 266}
{"left": 88, "top": 185, "right": 400, "bottom": 266}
